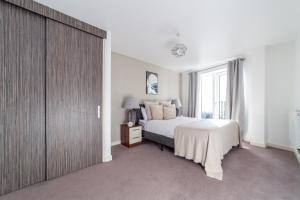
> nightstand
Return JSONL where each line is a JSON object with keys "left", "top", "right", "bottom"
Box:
{"left": 121, "top": 124, "right": 142, "bottom": 147}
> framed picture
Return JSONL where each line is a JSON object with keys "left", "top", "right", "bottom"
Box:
{"left": 146, "top": 71, "right": 158, "bottom": 95}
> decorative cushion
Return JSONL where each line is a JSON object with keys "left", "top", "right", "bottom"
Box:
{"left": 141, "top": 107, "right": 148, "bottom": 121}
{"left": 163, "top": 104, "right": 176, "bottom": 120}
{"left": 144, "top": 101, "right": 159, "bottom": 120}
{"left": 149, "top": 104, "right": 164, "bottom": 120}
{"left": 159, "top": 100, "right": 172, "bottom": 106}
{"left": 135, "top": 107, "right": 142, "bottom": 121}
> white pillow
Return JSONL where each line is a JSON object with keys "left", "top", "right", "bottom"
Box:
{"left": 141, "top": 107, "right": 148, "bottom": 120}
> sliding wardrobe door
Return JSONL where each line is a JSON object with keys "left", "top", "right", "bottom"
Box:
{"left": 0, "top": 1, "right": 4, "bottom": 195}
{"left": 46, "top": 19, "right": 103, "bottom": 179}
{"left": 0, "top": 2, "right": 46, "bottom": 195}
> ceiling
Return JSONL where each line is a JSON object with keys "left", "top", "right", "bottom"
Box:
{"left": 35, "top": 0, "right": 300, "bottom": 72}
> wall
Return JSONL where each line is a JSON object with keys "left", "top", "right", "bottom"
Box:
{"left": 244, "top": 43, "right": 296, "bottom": 149}
{"left": 242, "top": 47, "right": 267, "bottom": 146}
{"left": 294, "top": 34, "right": 300, "bottom": 161}
{"left": 111, "top": 53, "right": 180, "bottom": 144}
{"left": 265, "top": 42, "right": 296, "bottom": 149}
{"left": 295, "top": 34, "right": 300, "bottom": 110}
{"left": 102, "top": 31, "right": 112, "bottom": 162}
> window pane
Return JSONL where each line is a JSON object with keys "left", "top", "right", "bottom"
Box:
{"left": 219, "top": 74, "right": 227, "bottom": 119}
{"left": 201, "top": 75, "right": 214, "bottom": 119}
{"left": 219, "top": 74, "right": 227, "bottom": 101}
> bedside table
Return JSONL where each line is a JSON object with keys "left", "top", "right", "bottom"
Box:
{"left": 121, "top": 124, "right": 142, "bottom": 147}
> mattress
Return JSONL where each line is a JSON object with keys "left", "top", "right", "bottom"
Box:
{"left": 139, "top": 116, "right": 199, "bottom": 138}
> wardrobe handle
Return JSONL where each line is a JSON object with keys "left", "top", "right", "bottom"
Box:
{"left": 97, "top": 106, "right": 101, "bottom": 119}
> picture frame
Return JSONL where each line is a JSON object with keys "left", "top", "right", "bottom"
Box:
{"left": 146, "top": 71, "right": 158, "bottom": 95}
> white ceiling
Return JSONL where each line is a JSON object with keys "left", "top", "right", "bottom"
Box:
{"left": 35, "top": 0, "right": 300, "bottom": 72}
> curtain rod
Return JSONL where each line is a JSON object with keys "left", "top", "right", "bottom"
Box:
{"left": 185, "top": 57, "right": 246, "bottom": 74}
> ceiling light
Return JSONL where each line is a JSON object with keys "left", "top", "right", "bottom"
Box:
{"left": 171, "top": 43, "right": 187, "bottom": 57}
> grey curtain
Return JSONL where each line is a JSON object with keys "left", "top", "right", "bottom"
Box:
{"left": 188, "top": 72, "right": 198, "bottom": 117}
{"left": 226, "top": 59, "right": 246, "bottom": 137}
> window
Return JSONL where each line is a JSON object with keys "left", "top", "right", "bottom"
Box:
{"left": 197, "top": 67, "right": 227, "bottom": 119}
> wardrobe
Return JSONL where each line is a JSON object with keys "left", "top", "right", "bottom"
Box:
{"left": 0, "top": 0, "right": 106, "bottom": 195}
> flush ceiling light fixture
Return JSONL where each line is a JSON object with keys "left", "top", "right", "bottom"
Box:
{"left": 171, "top": 32, "right": 187, "bottom": 57}
{"left": 171, "top": 43, "right": 187, "bottom": 57}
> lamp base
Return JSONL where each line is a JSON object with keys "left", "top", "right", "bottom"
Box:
{"left": 128, "top": 109, "right": 137, "bottom": 125}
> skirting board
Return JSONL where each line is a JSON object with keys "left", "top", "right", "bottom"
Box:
{"left": 111, "top": 141, "right": 121, "bottom": 146}
{"left": 249, "top": 141, "right": 294, "bottom": 152}
{"left": 250, "top": 141, "right": 266, "bottom": 148}
{"left": 266, "top": 143, "right": 294, "bottom": 152}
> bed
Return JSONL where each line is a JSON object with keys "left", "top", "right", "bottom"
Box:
{"left": 136, "top": 108, "right": 240, "bottom": 180}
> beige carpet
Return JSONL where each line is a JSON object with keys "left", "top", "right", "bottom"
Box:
{"left": 1, "top": 142, "right": 300, "bottom": 200}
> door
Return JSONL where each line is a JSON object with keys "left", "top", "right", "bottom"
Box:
{"left": 0, "top": 2, "right": 46, "bottom": 195}
{"left": 46, "top": 19, "right": 103, "bottom": 179}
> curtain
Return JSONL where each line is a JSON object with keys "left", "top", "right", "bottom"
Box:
{"left": 226, "top": 58, "right": 246, "bottom": 137}
{"left": 188, "top": 72, "right": 198, "bottom": 117}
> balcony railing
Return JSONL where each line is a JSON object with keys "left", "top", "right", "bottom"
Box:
{"left": 201, "top": 101, "right": 226, "bottom": 119}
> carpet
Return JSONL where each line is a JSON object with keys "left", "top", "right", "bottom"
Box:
{"left": 1, "top": 142, "right": 299, "bottom": 200}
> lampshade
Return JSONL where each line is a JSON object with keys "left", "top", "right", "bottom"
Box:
{"left": 171, "top": 98, "right": 182, "bottom": 108}
{"left": 122, "top": 96, "right": 139, "bottom": 109}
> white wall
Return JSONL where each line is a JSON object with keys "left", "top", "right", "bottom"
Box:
{"left": 295, "top": 34, "right": 300, "bottom": 111}
{"left": 244, "top": 42, "right": 297, "bottom": 149}
{"left": 292, "top": 34, "right": 300, "bottom": 160}
{"left": 265, "top": 42, "right": 296, "bottom": 148}
{"left": 111, "top": 53, "right": 180, "bottom": 144}
{"left": 102, "top": 32, "right": 112, "bottom": 162}
{"left": 242, "top": 47, "right": 267, "bottom": 146}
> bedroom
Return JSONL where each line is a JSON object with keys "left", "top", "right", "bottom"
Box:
{"left": 0, "top": 0, "right": 300, "bottom": 199}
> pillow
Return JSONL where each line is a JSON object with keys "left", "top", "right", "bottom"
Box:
{"left": 144, "top": 101, "right": 159, "bottom": 120}
{"left": 149, "top": 104, "right": 163, "bottom": 120}
{"left": 159, "top": 100, "right": 172, "bottom": 106}
{"left": 141, "top": 107, "right": 148, "bottom": 121}
{"left": 163, "top": 104, "right": 176, "bottom": 120}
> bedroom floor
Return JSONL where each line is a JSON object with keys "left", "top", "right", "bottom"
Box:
{"left": 1, "top": 142, "right": 300, "bottom": 200}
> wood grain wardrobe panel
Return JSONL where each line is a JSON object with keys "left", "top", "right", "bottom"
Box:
{"left": 0, "top": 0, "right": 5, "bottom": 195}
{"left": 0, "top": 1, "right": 46, "bottom": 195}
{"left": 46, "top": 19, "right": 102, "bottom": 179}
